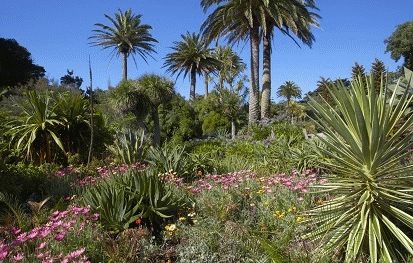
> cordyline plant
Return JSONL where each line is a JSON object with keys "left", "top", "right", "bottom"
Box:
{"left": 304, "top": 76, "right": 413, "bottom": 262}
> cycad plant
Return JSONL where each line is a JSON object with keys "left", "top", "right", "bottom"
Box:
{"left": 305, "top": 77, "right": 413, "bottom": 262}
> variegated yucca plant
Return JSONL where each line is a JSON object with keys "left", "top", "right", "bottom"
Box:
{"left": 304, "top": 76, "right": 413, "bottom": 262}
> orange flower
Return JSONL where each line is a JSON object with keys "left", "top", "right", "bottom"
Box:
{"left": 134, "top": 218, "right": 142, "bottom": 225}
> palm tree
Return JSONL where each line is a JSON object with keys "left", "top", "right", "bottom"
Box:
{"left": 90, "top": 9, "right": 158, "bottom": 81}
{"left": 110, "top": 75, "right": 174, "bottom": 147}
{"left": 277, "top": 81, "right": 301, "bottom": 105}
{"left": 260, "top": 0, "right": 319, "bottom": 119}
{"left": 214, "top": 46, "right": 246, "bottom": 90}
{"left": 163, "top": 32, "right": 220, "bottom": 100}
{"left": 201, "top": 0, "right": 262, "bottom": 124}
{"left": 136, "top": 74, "right": 174, "bottom": 146}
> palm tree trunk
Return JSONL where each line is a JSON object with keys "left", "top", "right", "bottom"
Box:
{"left": 152, "top": 108, "right": 161, "bottom": 147}
{"left": 190, "top": 69, "right": 196, "bottom": 100}
{"left": 122, "top": 52, "right": 128, "bottom": 81}
{"left": 261, "top": 32, "right": 271, "bottom": 119}
{"left": 231, "top": 119, "right": 236, "bottom": 140}
{"left": 204, "top": 73, "right": 209, "bottom": 99}
{"left": 249, "top": 24, "right": 260, "bottom": 125}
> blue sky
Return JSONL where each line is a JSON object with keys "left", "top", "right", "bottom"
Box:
{"left": 1, "top": 1, "right": 412, "bottom": 100}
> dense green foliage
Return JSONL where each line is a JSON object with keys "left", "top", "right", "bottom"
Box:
{"left": 306, "top": 77, "right": 413, "bottom": 262}
{"left": 0, "top": 38, "right": 45, "bottom": 89}
{"left": 385, "top": 21, "right": 413, "bottom": 70}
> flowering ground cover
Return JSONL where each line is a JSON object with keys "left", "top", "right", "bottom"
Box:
{"left": 0, "top": 206, "right": 101, "bottom": 263}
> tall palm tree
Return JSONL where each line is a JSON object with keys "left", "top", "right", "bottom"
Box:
{"left": 89, "top": 9, "right": 158, "bottom": 81}
{"left": 201, "top": 0, "right": 263, "bottom": 124}
{"left": 260, "top": 0, "right": 319, "bottom": 119}
{"left": 277, "top": 81, "right": 301, "bottom": 105}
{"left": 163, "top": 32, "right": 220, "bottom": 100}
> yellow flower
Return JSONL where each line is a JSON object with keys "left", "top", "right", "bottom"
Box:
{"left": 256, "top": 189, "right": 265, "bottom": 194}
{"left": 273, "top": 210, "right": 285, "bottom": 219}
{"left": 165, "top": 224, "right": 177, "bottom": 232}
{"left": 288, "top": 206, "right": 297, "bottom": 213}
{"left": 179, "top": 217, "right": 186, "bottom": 222}
{"left": 296, "top": 216, "right": 305, "bottom": 223}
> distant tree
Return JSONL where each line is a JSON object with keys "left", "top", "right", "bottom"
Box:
{"left": 333, "top": 78, "right": 351, "bottom": 88}
{"left": 90, "top": 9, "right": 158, "bottom": 80}
{"left": 136, "top": 74, "right": 174, "bottom": 146}
{"left": 0, "top": 38, "right": 45, "bottom": 88}
{"left": 371, "top": 58, "right": 387, "bottom": 91}
{"left": 163, "top": 32, "right": 220, "bottom": 100}
{"left": 287, "top": 101, "right": 306, "bottom": 123}
{"left": 214, "top": 46, "right": 246, "bottom": 90}
{"left": 351, "top": 63, "right": 366, "bottom": 81}
{"left": 304, "top": 77, "right": 333, "bottom": 105}
{"left": 60, "top": 70, "right": 83, "bottom": 89}
{"left": 385, "top": 21, "right": 413, "bottom": 70}
{"left": 277, "top": 81, "right": 301, "bottom": 106}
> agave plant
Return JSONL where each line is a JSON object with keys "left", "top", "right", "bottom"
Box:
{"left": 83, "top": 170, "right": 186, "bottom": 233}
{"left": 107, "top": 129, "right": 147, "bottom": 164}
{"left": 82, "top": 178, "right": 142, "bottom": 233}
{"left": 119, "top": 170, "right": 187, "bottom": 229}
{"left": 146, "top": 143, "right": 189, "bottom": 176}
{"left": 304, "top": 77, "right": 413, "bottom": 262}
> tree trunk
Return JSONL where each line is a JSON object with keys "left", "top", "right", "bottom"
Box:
{"left": 204, "top": 73, "right": 209, "bottom": 99}
{"left": 261, "top": 32, "right": 271, "bottom": 119}
{"left": 152, "top": 108, "right": 161, "bottom": 147}
{"left": 190, "top": 69, "right": 196, "bottom": 100}
{"left": 231, "top": 120, "right": 236, "bottom": 140}
{"left": 249, "top": 24, "right": 260, "bottom": 125}
{"left": 122, "top": 52, "right": 128, "bottom": 81}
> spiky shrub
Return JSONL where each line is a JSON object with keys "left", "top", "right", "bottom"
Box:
{"left": 119, "top": 170, "right": 187, "bottom": 231}
{"left": 82, "top": 178, "right": 141, "bottom": 233}
{"left": 146, "top": 143, "right": 189, "bottom": 176}
{"left": 107, "top": 129, "right": 147, "bottom": 164}
{"left": 304, "top": 77, "right": 413, "bottom": 262}
{"left": 83, "top": 170, "right": 186, "bottom": 233}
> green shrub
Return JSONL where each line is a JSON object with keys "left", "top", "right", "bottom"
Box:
{"left": 177, "top": 218, "right": 268, "bottom": 262}
{"left": 0, "top": 164, "right": 46, "bottom": 202}
{"left": 202, "top": 111, "right": 229, "bottom": 136}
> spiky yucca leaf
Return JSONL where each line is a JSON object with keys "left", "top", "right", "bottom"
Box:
{"left": 304, "top": 77, "right": 413, "bottom": 262}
